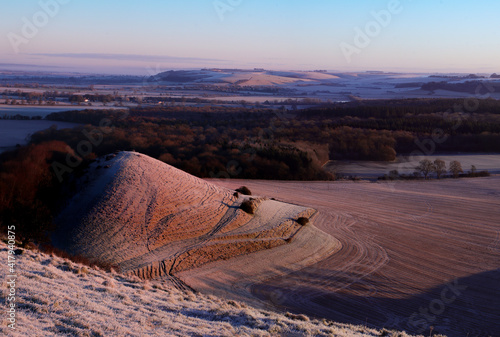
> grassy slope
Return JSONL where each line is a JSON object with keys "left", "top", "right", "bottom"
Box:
{"left": 0, "top": 241, "right": 421, "bottom": 337}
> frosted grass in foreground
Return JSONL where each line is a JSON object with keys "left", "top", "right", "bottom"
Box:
{"left": 0, "top": 241, "right": 422, "bottom": 336}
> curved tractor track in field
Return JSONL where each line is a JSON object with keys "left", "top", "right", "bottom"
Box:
{"left": 208, "top": 178, "right": 500, "bottom": 336}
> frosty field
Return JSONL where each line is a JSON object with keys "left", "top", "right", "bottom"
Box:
{"left": 206, "top": 177, "right": 500, "bottom": 336}
{"left": 325, "top": 154, "right": 500, "bottom": 179}
{"left": 0, "top": 105, "right": 121, "bottom": 118}
{"left": 0, "top": 120, "right": 78, "bottom": 152}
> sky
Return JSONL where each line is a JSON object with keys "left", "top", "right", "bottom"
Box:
{"left": 1, "top": 0, "right": 499, "bottom": 75}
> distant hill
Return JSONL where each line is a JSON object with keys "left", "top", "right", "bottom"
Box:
{"left": 421, "top": 80, "right": 500, "bottom": 94}
{"left": 149, "top": 70, "right": 213, "bottom": 83}
{"left": 149, "top": 69, "right": 340, "bottom": 86}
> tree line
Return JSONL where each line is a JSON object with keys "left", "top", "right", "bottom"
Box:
{"left": 380, "top": 159, "right": 491, "bottom": 181}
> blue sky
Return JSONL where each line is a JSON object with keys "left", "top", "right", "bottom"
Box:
{"left": 1, "top": 0, "right": 499, "bottom": 74}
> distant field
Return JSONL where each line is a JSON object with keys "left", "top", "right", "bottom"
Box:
{"left": 325, "top": 154, "right": 500, "bottom": 179}
{"left": 210, "top": 95, "right": 318, "bottom": 103}
{"left": 0, "top": 120, "right": 78, "bottom": 152}
{"left": 0, "top": 105, "right": 124, "bottom": 118}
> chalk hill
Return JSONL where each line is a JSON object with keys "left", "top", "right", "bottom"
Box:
{"left": 53, "top": 152, "right": 314, "bottom": 279}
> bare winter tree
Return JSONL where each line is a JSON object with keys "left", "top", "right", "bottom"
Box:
{"left": 416, "top": 159, "right": 435, "bottom": 179}
{"left": 470, "top": 165, "right": 477, "bottom": 176}
{"left": 449, "top": 160, "right": 464, "bottom": 178}
{"left": 434, "top": 159, "right": 447, "bottom": 179}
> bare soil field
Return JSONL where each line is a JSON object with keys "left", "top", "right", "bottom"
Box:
{"left": 196, "top": 178, "right": 500, "bottom": 336}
